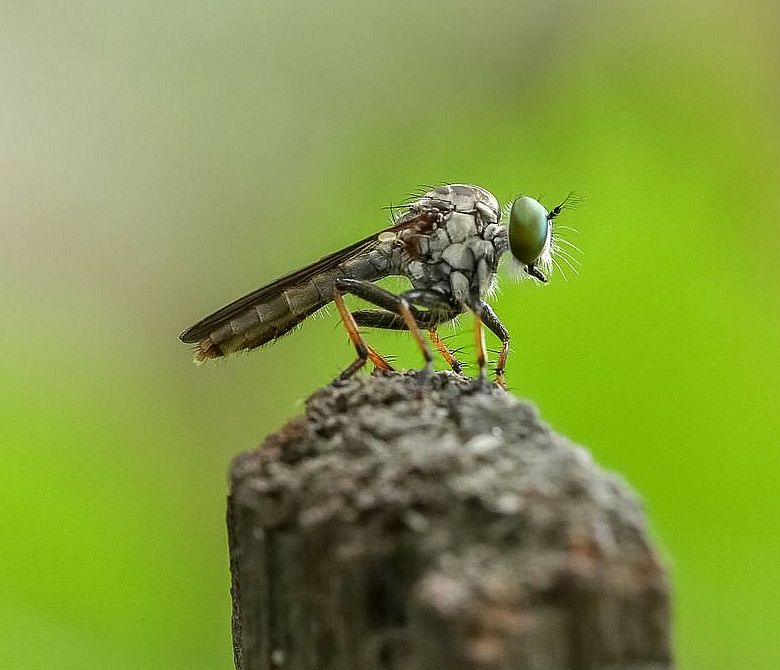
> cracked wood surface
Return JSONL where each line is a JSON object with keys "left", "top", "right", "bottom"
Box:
{"left": 228, "top": 371, "right": 673, "bottom": 670}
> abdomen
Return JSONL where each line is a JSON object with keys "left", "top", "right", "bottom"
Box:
{"left": 192, "top": 255, "right": 387, "bottom": 363}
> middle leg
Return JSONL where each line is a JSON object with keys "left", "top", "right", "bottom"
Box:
{"left": 399, "top": 288, "right": 465, "bottom": 375}
{"left": 427, "top": 328, "right": 463, "bottom": 374}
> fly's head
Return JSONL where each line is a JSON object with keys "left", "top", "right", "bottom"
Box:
{"left": 507, "top": 193, "right": 578, "bottom": 283}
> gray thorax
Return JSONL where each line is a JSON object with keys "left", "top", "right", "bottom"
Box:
{"left": 364, "top": 185, "right": 509, "bottom": 305}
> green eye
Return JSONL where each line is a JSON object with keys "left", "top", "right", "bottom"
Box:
{"left": 508, "top": 196, "right": 550, "bottom": 265}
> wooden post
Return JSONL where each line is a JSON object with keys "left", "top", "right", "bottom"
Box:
{"left": 227, "top": 372, "right": 672, "bottom": 670}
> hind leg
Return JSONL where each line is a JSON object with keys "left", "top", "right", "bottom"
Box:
{"left": 335, "top": 278, "right": 433, "bottom": 374}
{"left": 344, "top": 281, "right": 465, "bottom": 373}
{"left": 334, "top": 278, "right": 467, "bottom": 375}
{"left": 332, "top": 290, "right": 393, "bottom": 380}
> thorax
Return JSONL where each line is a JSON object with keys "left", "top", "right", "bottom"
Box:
{"left": 399, "top": 210, "right": 507, "bottom": 303}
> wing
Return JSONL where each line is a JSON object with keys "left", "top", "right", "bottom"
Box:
{"left": 179, "top": 212, "right": 432, "bottom": 343}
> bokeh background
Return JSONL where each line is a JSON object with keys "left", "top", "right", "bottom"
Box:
{"left": 2, "top": 1, "right": 778, "bottom": 668}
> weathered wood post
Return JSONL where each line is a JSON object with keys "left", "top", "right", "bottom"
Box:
{"left": 227, "top": 371, "right": 672, "bottom": 670}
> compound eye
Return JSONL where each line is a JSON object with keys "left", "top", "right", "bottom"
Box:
{"left": 508, "top": 196, "right": 550, "bottom": 265}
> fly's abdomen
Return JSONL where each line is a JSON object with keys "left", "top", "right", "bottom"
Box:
{"left": 193, "top": 251, "right": 389, "bottom": 362}
{"left": 194, "top": 273, "right": 334, "bottom": 362}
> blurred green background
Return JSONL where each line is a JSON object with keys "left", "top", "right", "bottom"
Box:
{"left": 2, "top": 1, "right": 778, "bottom": 668}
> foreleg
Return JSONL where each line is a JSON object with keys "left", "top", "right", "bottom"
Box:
{"left": 472, "top": 300, "right": 510, "bottom": 389}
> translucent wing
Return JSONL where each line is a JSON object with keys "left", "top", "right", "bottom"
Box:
{"left": 179, "top": 213, "right": 430, "bottom": 343}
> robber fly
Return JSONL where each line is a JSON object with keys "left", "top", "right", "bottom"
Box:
{"left": 180, "top": 184, "right": 572, "bottom": 387}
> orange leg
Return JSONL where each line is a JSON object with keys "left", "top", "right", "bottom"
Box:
{"left": 428, "top": 328, "right": 463, "bottom": 374}
{"left": 333, "top": 290, "right": 393, "bottom": 378}
{"left": 477, "top": 301, "right": 510, "bottom": 390}
{"left": 366, "top": 343, "right": 393, "bottom": 371}
{"left": 494, "top": 341, "right": 509, "bottom": 390}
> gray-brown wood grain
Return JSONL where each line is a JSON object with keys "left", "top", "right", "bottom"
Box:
{"left": 227, "top": 372, "right": 672, "bottom": 670}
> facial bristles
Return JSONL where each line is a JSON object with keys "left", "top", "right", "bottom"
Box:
{"left": 537, "top": 223, "right": 554, "bottom": 275}
{"left": 548, "top": 226, "right": 582, "bottom": 281}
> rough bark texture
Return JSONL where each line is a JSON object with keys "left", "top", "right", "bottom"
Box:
{"left": 228, "top": 371, "right": 672, "bottom": 670}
